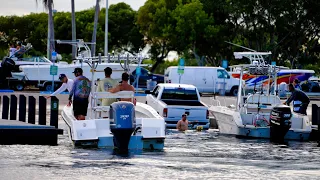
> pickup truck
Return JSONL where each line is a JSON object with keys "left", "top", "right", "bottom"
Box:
{"left": 145, "top": 83, "right": 209, "bottom": 129}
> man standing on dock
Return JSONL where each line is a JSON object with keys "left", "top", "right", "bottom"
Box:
{"left": 283, "top": 83, "right": 310, "bottom": 115}
{"left": 97, "top": 67, "right": 118, "bottom": 105}
{"left": 46, "top": 74, "right": 74, "bottom": 99}
{"left": 68, "top": 68, "right": 91, "bottom": 120}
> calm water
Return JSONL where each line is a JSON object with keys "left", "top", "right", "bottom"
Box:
{"left": 1, "top": 120, "right": 320, "bottom": 180}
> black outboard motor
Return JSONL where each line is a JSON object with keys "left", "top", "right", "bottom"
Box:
{"left": 110, "top": 101, "right": 136, "bottom": 154}
{"left": 0, "top": 58, "right": 15, "bottom": 88}
{"left": 1, "top": 57, "right": 15, "bottom": 78}
{"left": 269, "top": 105, "right": 292, "bottom": 142}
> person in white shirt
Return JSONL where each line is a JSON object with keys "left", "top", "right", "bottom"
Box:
{"left": 45, "top": 74, "right": 74, "bottom": 99}
{"left": 9, "top": 43, "right": 16, "bottom": 57}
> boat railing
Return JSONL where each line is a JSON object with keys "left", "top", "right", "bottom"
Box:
{"left": 90, "top": 91, "right": 135, "bottom": 119}
{"left": 92, "top": 91, "right": 134, "bottom": 99}
{"left": 210, "top": 97, "right": 221, "bottom": 107}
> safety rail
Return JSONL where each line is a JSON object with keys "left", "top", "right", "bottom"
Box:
{"left": 210, "top": 97, "right": 221, "bottom": 107}
{"left": 91, "top": 91, "right": 135, "bottom": 99}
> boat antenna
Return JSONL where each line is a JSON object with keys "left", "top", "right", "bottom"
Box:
{"left": 224, "top": 41, "right": 257, "bottom": 52}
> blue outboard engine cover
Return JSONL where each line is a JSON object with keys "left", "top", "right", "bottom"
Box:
{"left": 110, "top": 101, "right": 136, "bottom": 153}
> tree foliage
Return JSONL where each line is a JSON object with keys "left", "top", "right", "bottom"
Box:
{"left": 0, "top": 1, "right": 320, "bottom": 74}
{"left": 0, "top": 4, "right": 143, "bottom": 59}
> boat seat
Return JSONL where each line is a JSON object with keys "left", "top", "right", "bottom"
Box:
{"left": 244, "top": 103, "right": 275, "bottom": 114}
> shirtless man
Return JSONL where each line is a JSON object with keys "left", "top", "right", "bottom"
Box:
{"left": 108, "top": 72, "right": 135, "bottom": 102}
{"left": 176, "top": 114, "right": 189, "bottom": 131}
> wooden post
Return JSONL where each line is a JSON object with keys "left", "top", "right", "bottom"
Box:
{"left": 38, "top": 96, "right": 47, "bottom": 125}
{"left": 19, "top": 95, "right": 26, "bottom": 122}
{"left": 28, "top": 96, "right": 36, "bottom": 124}
{"left": 2, "top": 95, "right": 9, "bottom": 119}
{"left": 312, "top": 104, "right": 318, "bottom": 125}
{"left": 317, "top": 107, "right": 320, "bottom": 144}
{"left": 9, "top": 95, "right": 17, "bottom": 120}
{"left": 50, "top": 96, "right": 59, "bottom": 128}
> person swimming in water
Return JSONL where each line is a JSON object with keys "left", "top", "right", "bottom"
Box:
{"left": 176, "top": 114, "right": 189, "bottom": 131}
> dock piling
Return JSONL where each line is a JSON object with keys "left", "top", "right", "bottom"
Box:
{"left": 38, "top": 96, "right": 47, "bottom": 125}
{"left": 9, "top": 95, "right": 17, "bottom": 120}
{"left": 2, "top": 95, "right": 9, "bottom": 119}
{"left": 312, "top": 104, "right": 318, "bottom": 125}
{"left": 50, "top": 96, "right": 59, "bottom": 128}
{"left": 19, "top": 95, "right": 26, "bottom": 122}
{"left": 28, "top": 96, "right": 36, "bottom": 124}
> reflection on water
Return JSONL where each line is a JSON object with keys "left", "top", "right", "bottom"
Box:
{"left": 0, "top": 122, "right": 320, "bottom": 180}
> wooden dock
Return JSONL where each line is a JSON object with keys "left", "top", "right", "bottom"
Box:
{"left": 0, "top": 119, "right": 63, "bottom": 145}
{"left": 0, "top": 94, "right": 63, "bottom": 146}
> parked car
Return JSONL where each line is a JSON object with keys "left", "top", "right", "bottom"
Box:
{"left": 130, "top": 67, "right": 164, "bottom": 88}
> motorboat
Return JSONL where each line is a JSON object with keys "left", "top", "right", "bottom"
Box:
{"left": 61, "top": 55, "right": 165, "bottom": 151}
{"left": 209, "top": 58, "right": 312, "bottom": 141}
{"left": 229, "top": 52, "right": 315, "bottom": 89}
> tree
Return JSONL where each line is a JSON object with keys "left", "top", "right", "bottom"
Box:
{"left": 71, "top": 0, "right": 76, "bottom": 59}
{"left": 137, "top": 0, "right": 177, "bottom": 72}
{"left": 91, "top": 0, "right": 101, "bottom": 57}
{"left": 108, "top": 3, "right": 144, "bottom": 54}
{"left": 171, "top": 0, "right": 212, "bottom": 65}
{"left": 36, "top": 0, "right": 55, "bottom": 61}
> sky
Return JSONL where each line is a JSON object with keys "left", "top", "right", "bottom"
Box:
{"left": 0, "top": 0, "right": 147, "bottom": 16}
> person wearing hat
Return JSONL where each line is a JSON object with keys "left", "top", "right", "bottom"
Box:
{"left": 97, "top": 67, "right": 118, "bottom": 106}
{"left": 45, "top": 74, "right": 74, "bottom": 99}
{"left": 176, "top": 114, "right": 189, "bottom": 131}
{"left": 68, "top": 67, "right": 91, "bottom": 120}
{"left": 293, "top": 79, "right": 301, "bottom": 90}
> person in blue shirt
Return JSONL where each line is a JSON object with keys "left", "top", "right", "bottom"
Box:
{"left": 283, "top": 84, "right": 310, "bottom": 115}
{"left": 68, "top": 68, "right": 91, "bottom": 120}
{"left": 293, "top": 79, "right": 301, "bottom": 90}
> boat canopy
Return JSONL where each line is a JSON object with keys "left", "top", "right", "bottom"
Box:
{"left": 234, "top": 52, "right": 272, "bottom": 66}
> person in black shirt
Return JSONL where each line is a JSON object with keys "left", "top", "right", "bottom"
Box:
{"left": 283, "top": 83, "right": 310, "bottom": 115}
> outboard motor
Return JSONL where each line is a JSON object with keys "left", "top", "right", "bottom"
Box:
{"left": 0, "top": 58, "right": 15, "bottom": 89}
{"left": 1, "top": 57, "right": 15, "bottom": 78}
{"left": 110, "top": 101, "right": 136, "bottom": 153}
{"left": 269, "top": 105, "right": 292, "bottom": 142}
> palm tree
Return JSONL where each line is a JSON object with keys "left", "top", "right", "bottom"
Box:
{"left": 36, "top": 0, "right": 55, "bottom": 61}
{"left": 71, "top": 0, "right": 76, "bottom": 59}
{"left": 91, "top": 0, "right": 101, "bottom": 57}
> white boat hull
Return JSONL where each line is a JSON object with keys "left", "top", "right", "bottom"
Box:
{"left": 210, "top": 106, "right": 311, "bottom": 141}
{"left": 18, "top": 63, "right": 145, "bottom": 82}
{"left": 61, "top": 102, "right": 166, "bottom": 150}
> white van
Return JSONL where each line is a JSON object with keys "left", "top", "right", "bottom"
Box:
{"left": 164, "top": 66, "right": 240, "bottom": 96}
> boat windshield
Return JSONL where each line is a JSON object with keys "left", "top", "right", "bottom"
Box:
{"left": 161, "top": 88, "right": 198, "bottom": 100}
{"left": 19, "top": 57, "right": 51, "bottom": 63}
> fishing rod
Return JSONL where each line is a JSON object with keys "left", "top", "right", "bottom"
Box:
{"left": 224, "top": 41, "right": 257, "bottom": 52}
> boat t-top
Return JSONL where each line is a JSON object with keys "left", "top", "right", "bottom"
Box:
{"left": 209, "top": 56, "right": 312, "bottom": 141}
{"left": 61, "top": 54, "right": 165, "bottom": 152}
